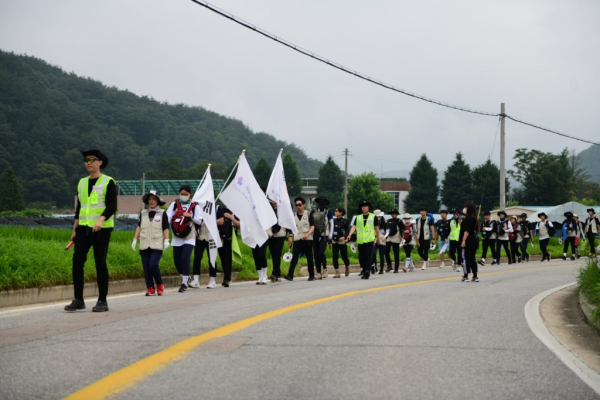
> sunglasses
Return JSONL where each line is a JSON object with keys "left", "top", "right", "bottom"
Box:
{"left": 295, "top": 203, "right": 303, "bottom": 207}
{"left": 84, "top": 157, "right": 99, "bottom": 163}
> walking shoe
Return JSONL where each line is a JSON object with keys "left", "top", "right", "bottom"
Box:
{"left": 359, "top": 270, "right": 364, "bottom": 277}
{"left": 371, "top": 267, "right": 376, "bottom": 274}
{"left": 478, "top": 259, "right": 485, "bottom": 266}
{"left": 421, "top": 262, "right": 427, "bottom": 270}
{"left": 308, "top": 276, "right": 315, "bottom": 281}
{"left": 561, "top": 255, "right": 567, "bottom": 260}
{"left": 361, "top": 273, "right": 370, "bottom": 279}
{"left": 222, "top": 280, "right": 230, "bottom": 287}
{"left": 188, "top": 280, "right": 200, "bottom": 289}
{"left": 207, "top": 279, "right": 217, "bottom": 289}
{"left": 145, "top": 287, "right": 155, "bottom": 296}
{"left": 394, "top": 268, "right": 399, "bottom": 273}
{"left": 576, "top": 253, "right": 581, "bottom": 259}
{"left": 315, "top": 273, "right": 322, "bottom": 280}
{"left": 540, "top": 256, "right": 545, "bottom": 262}
{"left": 334, "top": 270, "right": 341, "bottom": 278}
{"left": 378, "top": 268, "right": 384, "bottom": 274}
{"left": 283, "top": 275, "right": 293, "bottom": 281}
{"left": 386, "top": 266, "right": 393, "bottom": 273}
{"left": 178, "top": 284, "right": 187, "bottom": 293}
{"left": 323, "top": 269, "right": 328, "bottom": 278}
{"left": 439, "top": 262, "right": 444, "bottom": 269}
{"left": 471, "top": 277, "right": 479, "bottom": 282}
{"left": 517, "top": 256, "right": 522, "bottom": 263}
{"left": 269, "top": 274, "right": 276, "bottom": 283}
{"left": 402, "top": 268, "right": 407, "bottom": 273}
{"left": 548, "top": 254, "right": 552, "bottom": 261}
{"left": 409, "top": 266, "right": 414, "bottom": 272}
{"left": 570, "top": 255, "right": 575, "bottom": 261}
{"left": 452, "top": 263, "right": 457, "bottom": 271}
{"left": 461, "top": 277, "right": 469, "bottom": 282}
{"left": 491, "top": 260, "right": 498, "bottom": 266}
{"left": 345, "top": 266, "right": 349, "bottom": 276}
{"left": 526, "top": 255, "right": 531, "bottom": 262}
{"left": 157, "top": 284, "right": 164, "bottom": 295}
{"left": 64, "top": 298, "right": 85, "bottom": 312}
{"left": 92, "top": 300, "right": 109, "bottom": 312}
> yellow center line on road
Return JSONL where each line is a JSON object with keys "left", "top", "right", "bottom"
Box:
{"left": 64, "top": 264, "right": 574, "bottom": 400}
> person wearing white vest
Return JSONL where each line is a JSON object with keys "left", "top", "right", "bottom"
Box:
{"left": 495, "top": 210, "right": 513, "bottom": 265}
{"left": 585, "top": 208, "right": 599, "bottom": 257}
{"left": 536, "top": 212, "right": 554, "bottom": 262}
{"left": 415, "top": 207, "right": 435, "bottom": 270}
{"left": 284, "top": 197, "right": 316, "bottom": 281}
{"left": 132, "top": 191, "right": 170, "bottom": 296}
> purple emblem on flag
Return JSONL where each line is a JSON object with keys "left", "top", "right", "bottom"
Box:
{"left": 237, "top": 177, "right": 244, "bottom": 186}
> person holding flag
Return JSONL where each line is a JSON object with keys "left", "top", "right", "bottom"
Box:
{"left": 191, "top": 165, "right": 223, "bottom": 289}
{"left": 266, "top": 149, "right": 298, "bottom": 282}
{"left": 219, "top": 151, "right": 277, "bottom": 283}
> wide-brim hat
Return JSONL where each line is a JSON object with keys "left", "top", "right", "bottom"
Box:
{"left": 80, "top": 149, "right": 108, "bottom": 169}
{"left": 357, "top": 200, "right": 372, "bottom": 210}
{"left": 388, "top": 208, "right": 399, "bottom": 215}
{"left": 373, "top": 209, "right": 382, "bottom": 216}
{"left": 520, "top": 213, "right": 528, "bottom": 218}
{"left": 573, "top": 213, "right": 579, "bottom": 218}
{"left": 314, "top": 195, "right": 329, "bottom": 205}
{"left": 497, "top": 210, "right": 507, "bottom": 217}
{"left": 537, "top": 212, "right": 547, "bottom": 218}
{"left": 402, "top": 213, "right": 412, "bottom": 219}
{"left": 564, "top": 211, "right": 573, "bottom": 217}
{"left": 142, "top": 190, "right": 166, "bottom": 206}
{"left": 588, "top": 208, "right": 596, "bottom": 214}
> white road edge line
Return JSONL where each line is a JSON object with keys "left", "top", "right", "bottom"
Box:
{"left": 524, "top": 282, "right": 600, "bottom": 396}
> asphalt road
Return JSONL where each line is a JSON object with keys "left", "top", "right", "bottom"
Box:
{"left": 0, "top": 259, "right": 598, "bottom": 400}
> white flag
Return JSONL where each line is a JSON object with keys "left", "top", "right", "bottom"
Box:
{"left": 266, "top": 152, "right": 298, "bottom": 235}
{"left": 219, "top": 153, "right": 277, "bottom": 248}
{"left": 192, "top": 167, "right": 222, "bottom": 267}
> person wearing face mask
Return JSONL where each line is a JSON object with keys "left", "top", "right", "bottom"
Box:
{"left": 495, "top": 210, "right": 513, "bottom": 265}
{"left": 434, "top": 210, "right": 451, "bottom": 268}
{"left": 401, "top": 213, "right": 417, "bottom": 272}
{"left": 191, "top": 200, "right": 225, "bottom": 289}
{"left": 311, "top": 196, "right": 334, "bottom": 279}
{"left": 372, "top": 210, "right": 387, "bottom": 274}
{"left": 384, "top": 208, "right": 405, "bottom": 273}
{"left": 460, "top": 202, "right": 480, "bottom": 282}
{"left": 509, "top": 216, "right": 522, "bottom": 263}
{"left": 518, "top": 213, "right": 532, "bottom": 262}
{"left": 132, "top": 190, "right": 170, "bottom": 296}
{"left": 166, "top": 185, "right": 203, "bottom": 292}
{"left": 328, "top": 207, "right": 351, "bottom": 278}
{"left": 65, "top": 150, "right": 117, "bottom": 313}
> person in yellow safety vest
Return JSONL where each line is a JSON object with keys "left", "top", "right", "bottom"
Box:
{"left": 448, "top": 208, "right": 462, "bottom": 272}
{"left": 346, "top": 200, "right": 379, "bottom": 280}
{"left": 64, "top": 150, "right": 117, "bottom": 313}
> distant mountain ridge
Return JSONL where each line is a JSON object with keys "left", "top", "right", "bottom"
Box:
{"left": 579, "top": 144, "right": 600, "bottom": 184}
{"left": 0, "top": 50, "right": 322, "bottom": 205}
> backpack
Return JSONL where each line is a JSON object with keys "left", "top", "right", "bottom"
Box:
{"left": 547, "top": 224, "right": 556, "bottom": 237}
{"left": 332, "top": 218, "right": 348, "bottom": 241}
{"left": 386, "top": 219, "right": 399, "bottom": 236}
{"left": 312, "top": 208, "right": 328, "bottom": 233}
{"left": 171, "top": 200, "right": 198, "bottom": 238}
{"left": 403, "top": 223, "right": 414, "bottom": 243}
{"left": 497, "top": 221, "right": 506, "bottom": 236}
{"left": 436, "top": 220, "right": 450, "bottom": 238}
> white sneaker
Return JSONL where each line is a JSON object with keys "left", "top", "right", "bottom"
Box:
{"left": 188, "top": 280, "right": 200, "bottom": 288}
{"left": 439, "top": 262, "right": 444, "bottom": 269}
{"left": 421, "top": 261, "right": 427, "bottom": 270}
{"left": 207, "top": 278, "right": 216, "bottom": 289}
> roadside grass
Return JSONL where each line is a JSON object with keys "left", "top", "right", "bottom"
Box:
{"left": 0, "top": 226, "right": 592, "bottom": 291}
{"left": 577, "top": 257, "right": 600, "bottom": 323}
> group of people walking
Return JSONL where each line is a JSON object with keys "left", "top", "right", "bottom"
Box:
{"left": 64, "top": 149, "right": 600, "bottom": 312}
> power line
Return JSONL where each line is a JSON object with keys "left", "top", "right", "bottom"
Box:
{"left": 189, "top": 0, "right": 600, "bottom": 146}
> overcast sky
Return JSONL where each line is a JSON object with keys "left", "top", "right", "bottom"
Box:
{"left": 1, "top": 0, "right": 599, "bottom": 178}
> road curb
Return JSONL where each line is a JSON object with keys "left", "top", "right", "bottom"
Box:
{"left": 525, "top": 282, "right": 600, "bottom": 396}
{"left": 579, "top": 291, "right": 600, "bottom": 331}
{"left": 0, "top": 272, "right": 238, "bottom": 309}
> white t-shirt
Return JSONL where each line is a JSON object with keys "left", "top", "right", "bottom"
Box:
{"left": 535, "top": 220, "right": 554, "bottom": 240}
{"left": 166, "top": 201, "right": 203, "bottom": 247}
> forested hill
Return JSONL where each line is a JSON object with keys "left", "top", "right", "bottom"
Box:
{"left": 579, "top": 144, "right": 600, "bottom": 184}
{"left": 0, "top": 50, "right": 322, "bottom": 206}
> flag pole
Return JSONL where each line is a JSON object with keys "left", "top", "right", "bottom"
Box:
{"left": 195, "top": 165, "right": 210, "bottom": 193}
{"left": 215, "top": 151, "right": 243, "bottom": 203}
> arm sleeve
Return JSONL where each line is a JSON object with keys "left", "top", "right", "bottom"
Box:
{"left": 308, "top": 213, "right": 315, "bottom": 226}
{"left": 137, "top": 212, "right": 142, "bottom": 227}
{"left": 75, "top": 197, "right": 81, "bottom": 219}
{"left": 166, "top": 202, "right": 175, "bottom": 224}
{"left": 547, "top": 221, "right": 553, "bottom": 228}
{"left": 191, "top": 206, "right": 203, "bottom": 226}
{"left": 506, "top": 221, "right": 513, "bottom": 233}
{"left": 162, "top": 212, "right": 170, "bottom": 230}
{"left": 100, "top": 180, "right": 117, "bottom": 220}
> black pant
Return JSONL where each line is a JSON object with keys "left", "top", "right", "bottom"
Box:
{"left": 140, "top": 249, "right": 163, "bottom": 288}
{"left": 358, "top": 242, "right": 374, "bottom": 274}
{"left": 462, "top": 247, "right": 477, "bottom": 277}
{"left": 173, "top": 244, "right": 194, "bottom": 276}
{"left": 217, "top": 238, "right": 232, "bottom": 281}
{"left": 72, "top": 226, "right": 112, "bottom": 302}
{"left": 563, "top": 236, "right": 576, "bottom": 255}
{"left": 313, "top": 235, "right": 328, "bottom": 271}
{"left": 481, "top": 239, "right": 497, "bottom": 260}
{"left": 252, "top": 242, "right": 268, "bottom": 271}
{"left": 496, "top": 240, "right": 511, "bottom": 262}
{"left": 287, "top": 240, "right": 314, "bottom": 278}
{"left": 449, "top": 240, "right": 461, "bottom": 264}
{"left": 540, "top": 238, "right": 549, "bottom": 258}
{"left": 193, "top": 239, "right": 214, "bottom": 275}
{"left": 521, "top": 238, "right": 530, "bottom": 258}
{"left": 404, "top": 244, "right": 414, "bottom": 260}
{"left": 371, "top": 244, "right": 385, "bottom": 269}
{"left": 510, "top": 240, "right": 521, "bottom": 262}
{"left": 332, "top": 243, "right": 350, "bottom": 270}
{"left": 418, "top": 239, "right": 430, "bottom": 261}
{"left": 268, "top": 236, "right": 286, "bottom": 277}
{"left": 589, "top": 233, "right": 597, "bottom": 254}
{"left": 385, "top": 242, "right": 400, "bottom": 270}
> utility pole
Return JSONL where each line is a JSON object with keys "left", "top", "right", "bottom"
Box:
{"left": 500, "top": 103, "right": 506, "bottom": 210}
{"left": 344, "top": 148, "right": 348, "bottom": 212}
{"left": 142, "top": 172, "right": 146, "bottom": 207}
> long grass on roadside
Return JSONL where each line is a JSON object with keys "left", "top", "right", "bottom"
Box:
{"left": 577, "top": 257, "right": 600, "bottom": 323}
